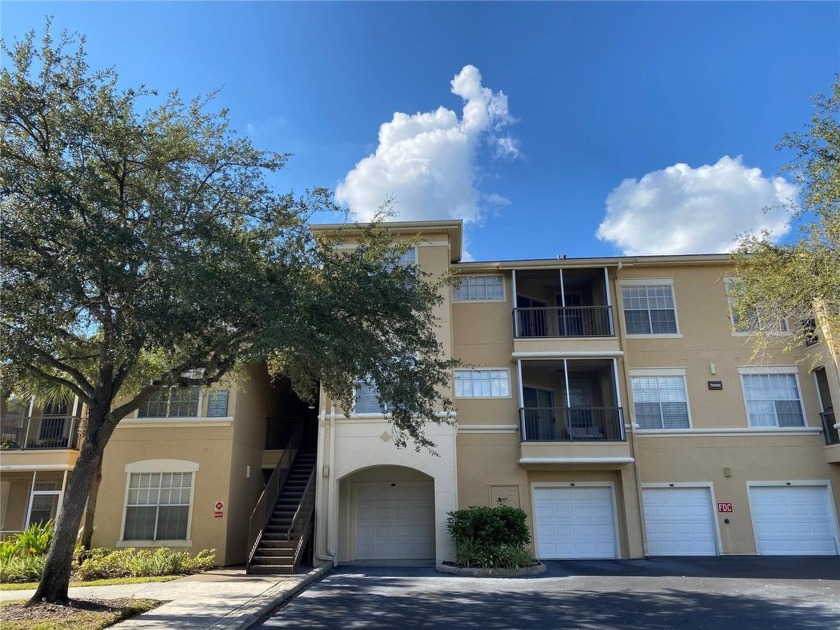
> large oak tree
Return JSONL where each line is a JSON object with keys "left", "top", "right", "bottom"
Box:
{"left": 734, "top": 76, "right": 840, "bottom": 371}
{"left": 1, "top": 26, "right": 455, "bottom": 604}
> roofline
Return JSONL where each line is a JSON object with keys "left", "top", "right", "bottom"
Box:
{"left": 454, "top": 252, "right": 734, "bottom": 272}
{"left": 310, "top": 220, "right": 463, "bottom": 262}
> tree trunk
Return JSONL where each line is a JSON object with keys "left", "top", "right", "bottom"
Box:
{"left": 79, "top": 459, "right": 103, "bottom": 552}
{"left": 27, "top": 407, "right": 112, "bottom": 605}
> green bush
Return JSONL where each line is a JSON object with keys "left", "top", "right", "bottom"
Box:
{"left": 76, "top": 547, "right": 216, "bottom": 581}
{"left": 0, "top": 521, "right": 54, "bottom": 566}
{"left": 0, "top": 553, "right": 47, "bottom": 583}
{"left": 447, "top": 504, "right": 536, "bottom": 569}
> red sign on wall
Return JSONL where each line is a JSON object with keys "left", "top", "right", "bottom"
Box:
{"left": 214, "top": 511, "right": 224, "bottom": 518}
{"left": 717, "top": 502, "right": 733, "bottom": 513}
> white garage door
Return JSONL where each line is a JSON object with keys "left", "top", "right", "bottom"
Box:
{"left": 749, "top": 486, "right": 838, "bottom": 555}
{"left": 534, "top": 486, "right": 617, "bottom": 559}
{"left": 354, "top": 482, "right": 434, "bottom": 561}
{"left": 643, "top": 487, "right": 717, "bottom": 556}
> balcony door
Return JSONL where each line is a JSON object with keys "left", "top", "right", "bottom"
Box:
{"left": 567, "top": 379, "right": 598, "bottom": 439}
{"left": 517, "top": 295, "right": 548, "bottom": 337}
{"left": 523, "top": 387, "right": 556, "bottom": 440}
{"left": 39, "top": 401, "right": 69, "bottom": 442}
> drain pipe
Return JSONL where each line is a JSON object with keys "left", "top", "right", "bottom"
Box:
{"left": 314, "top": 403, "right": 336, "bottom": 566}
{"left": 614, "top": 262, "right": 650, "bottom": 559}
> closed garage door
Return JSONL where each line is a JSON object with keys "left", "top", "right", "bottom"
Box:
{"left": 643, "top": 487, "right": 717, "bottom": 556}
{"left": 749, "top": 486, "right": 838, "bottom": 555}
{"left": 354, "top": 482, "right": 434, "bottom": 561}
{"left": 534, "top": 486, "right": 617, "bottom": 559}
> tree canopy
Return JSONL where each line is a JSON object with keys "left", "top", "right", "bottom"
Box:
{"left": 733, "top": 76, "right": 840, "bottom": 369}
{"left": 0, "top": 25, "right": 455, "bottom": 604}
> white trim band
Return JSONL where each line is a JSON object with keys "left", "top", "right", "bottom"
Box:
{"left": 458, "top": 424, "right": 519, "bottom": 433}
{"left": 636, "top": 427, "right": 822, "bottom": 437}
{"left": 511, "top": 350, "right": 624, "bottom": 359}
{"left": 519, "top": 457, "right": 635, "bottom": 465}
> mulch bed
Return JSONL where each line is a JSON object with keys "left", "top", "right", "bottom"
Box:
{"left": 2, "top": 597, "right": 162, "bottom": 625}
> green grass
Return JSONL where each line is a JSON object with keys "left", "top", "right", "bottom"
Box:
{"left": 0, "top": 575, "right": 178, "bottom": 591}
{"left": 0, "top": 598, "right": 160, "bottom": 630}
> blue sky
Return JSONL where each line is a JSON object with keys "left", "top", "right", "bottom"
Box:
{"left": 2, "top": 2, "right": 838, "bottom": 261}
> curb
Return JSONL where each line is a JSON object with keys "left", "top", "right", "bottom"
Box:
{"left": 207, "top": 564, "right": 333, "bottom": 630}
{"left": 435, "top": 562, "right": 547, "bottom": 578}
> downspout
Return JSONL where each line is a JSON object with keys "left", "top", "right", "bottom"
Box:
{"left": 614, "top": 262, "right": 650, "bottom": 558}
{"left": 313, "top": 403, "right": 336, "bottom": 566}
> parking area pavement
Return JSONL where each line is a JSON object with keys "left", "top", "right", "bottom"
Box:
{"left": 255, "top": 557, "right": 840, "bottom": 629}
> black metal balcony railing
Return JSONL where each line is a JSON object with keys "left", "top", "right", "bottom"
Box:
{"left": 821, "top": 410, "right": 838, "bottom": 446}
{"left": 514, "top": 306, "right": 614, "bottom": 338}
{"left": 0, "top": 415, "right": 81, "bottom": 450}
{"left": 519, "top": 407, "right": 625, "bottom": 442}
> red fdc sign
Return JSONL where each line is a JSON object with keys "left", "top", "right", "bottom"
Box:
{"left": 717, "top": 502, "right": 733, "bottom": 513}
{"left": 214, "top": 500, "right": 225, "bottom": 518}
{"left": 214, "top": 511, "right": 224, "bottom": 518}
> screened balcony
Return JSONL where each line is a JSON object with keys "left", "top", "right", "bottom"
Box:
{"left": 0, "top": 401, "right": 81, "bottom": 451}
{"left": 513, "top": 268, "right": 614, "bottom": 338}
{"left": 518, "top": 359, "right": 624, "bottom": 442}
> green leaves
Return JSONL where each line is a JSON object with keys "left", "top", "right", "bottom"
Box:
{"left": 1, "top": 23, "right": 456, "bottom": 449}
{"left": 734, "top": 76, "right": 840, "bottom": 364}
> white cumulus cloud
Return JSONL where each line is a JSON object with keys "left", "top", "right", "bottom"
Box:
{"left": 596, "top": 156, "right": 797, "bottom": 255}
{"left": 336, "top": 65, "right": 518, "bottom": 223}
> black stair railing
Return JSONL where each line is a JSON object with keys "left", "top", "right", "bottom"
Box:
{"left": 247, "top": 418, "right": 303, "bottom": 565}
{"left": 284, "top": 466, "right": 317, "bottom": 569}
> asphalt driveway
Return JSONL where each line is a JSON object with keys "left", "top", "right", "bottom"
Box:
{"left": 256, "top": 557, "right": 840, "bottom": 629}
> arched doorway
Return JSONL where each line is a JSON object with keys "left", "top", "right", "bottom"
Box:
{"left": 338, "top": 465, "right": 435, "bottom": 564}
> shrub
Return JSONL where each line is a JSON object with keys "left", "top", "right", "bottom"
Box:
{"left": 76, "top": 547, "right": 216, "bottom": 581}
{"left": 0, "top": 521, "right": 54, "bottom": 560}
{"left": 0, "top": 553, "right": 47, "bottom": 583}
{"left": 447, "top": 504, "right": 536, "bottom": 569}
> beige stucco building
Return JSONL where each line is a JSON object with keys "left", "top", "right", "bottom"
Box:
{"left": 2, "top": 219, "right": 839, "bottom": 571}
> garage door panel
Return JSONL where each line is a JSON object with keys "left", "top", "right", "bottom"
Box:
{"left": 534, "top": 486, "right": 617, "bottom": 559}
{"left": 750, "top": 486, "right": 837, "bottom": 556}
{"left": 644, "top": 487, "right": 717, "bottom": 556}
{"left": 354, "top": 482, "right": 434, "bottom": 561}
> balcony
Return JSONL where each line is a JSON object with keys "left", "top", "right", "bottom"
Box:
{"left": 520, "top": 406, "right": 625, "bottom": 441}
{"left": 821, "top": 410, "right": 838, "bottom": 446}
{"left": 518, "top": 359, "right": 625, "bottom": 444}
{"left": 514, "top": 305, "right": 614, "bottom": 339}
{"left": 0, "top": 415, "right": 81, "bottom": 451}
{"left": 513, "top": 268, "right": 614, "bottom": 339}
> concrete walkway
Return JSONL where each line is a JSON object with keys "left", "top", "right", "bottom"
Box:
{"left": 0, "top": 564, "right": 331, "bottom": 629}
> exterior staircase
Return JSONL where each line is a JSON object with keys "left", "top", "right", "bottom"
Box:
{"left": 247, "top": 448, "right": 317, "bottom": 575}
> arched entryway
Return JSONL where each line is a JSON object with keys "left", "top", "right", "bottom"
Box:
{"left": 338, "top": 465, "right": 435, "bottom": 564}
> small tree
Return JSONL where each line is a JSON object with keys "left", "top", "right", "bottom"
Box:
{"left": 734, "top": 76, "right": 840, "bottom": 372}
{"left": 1, "top": 25, "right": 455, "bottom": 605}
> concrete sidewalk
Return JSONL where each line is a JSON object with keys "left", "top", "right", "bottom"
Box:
{"left": 1, "top": 564, "right": 330, "bottom": 629}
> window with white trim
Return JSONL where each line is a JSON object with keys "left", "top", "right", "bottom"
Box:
{"left": 396, "top": 247, "right": 416, "bottom": 268}
{"left": 123, "top": 472, "right": 193, "bottom": 541}
{"left": 453, "top": 276, "right": 504, "bottom": 302}
{"left": 454, "top": 369, "right": 510, "bottom": 398}
{"left": 138, "top": 385, "right": 201, "bottom": 418}
{"left": 724, "top": 279, "right": 788, "bottom": 334}
{"left": 355, "top": 381, "right": 387, "bottom": 414}
{"left": 631, "top": 375, "right": 690, "bottom": 429}
{"left": 741, "top": 372, "right": 805, "bottom": 427}
{"left": 622, "top": 283, "right": 678, "bottom": 335}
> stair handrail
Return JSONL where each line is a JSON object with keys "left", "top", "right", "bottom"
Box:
{"left": 284, "top": 465, "right": 317, "bottom": 567}
{"left": 246, "top": 417, "right": 303, "bottom": 565}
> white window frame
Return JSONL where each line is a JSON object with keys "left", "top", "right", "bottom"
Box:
{"left": 620, "top": 278, "right": 681, "bottom": 338}
{"left": 737, "top": 366, "right": 807, "bottom": 429}
{"left": 723, "top": 278, "right": 789, "bottom": 336}
{"left": 453, "top": 275, "right": 506, "bottom": 303}
{"left": 454, "top": 369, "right": 512, "bottom": 399}
{"left": 135, "top": 385, "right": 203, "bottom": 420}
{"left": 396, "top": 246, "right": 417, "bottom": 268}
{"left": 630, "top": 368, "right": 692, "bottom": 431}
{"left": 118, "top": 459, "right": 198, "bottom": 547}
{"left": 353, "top": 380, "right": 388, "bottom": 416}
